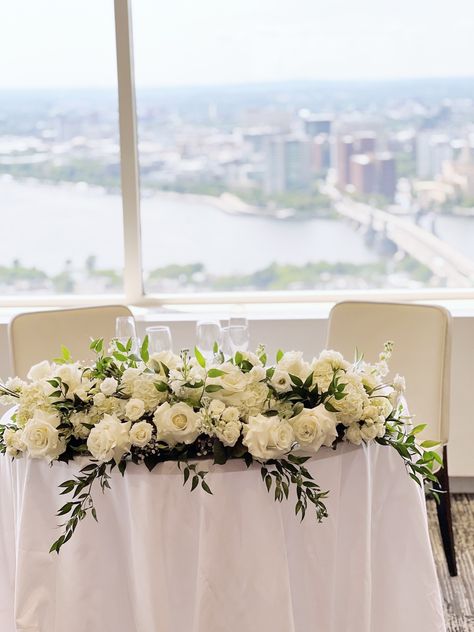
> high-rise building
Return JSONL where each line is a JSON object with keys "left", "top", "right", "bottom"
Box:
{"left": 377, "top": 152, "right": 397, "bottom": 200}
{"left": 337, "top": 135, "right": 354, "bottom": 188}
{"left": 416, "top": 132, "right": 453, "bottom": 179}
{"left": 303, "top": 114, "right": 333, "bottom": 137}
{"left": 355, "top": 131, "right": 377, "bottom": 154}
{"left": 350, "top": 154, "right": 376, "bottom": 195}
{"left": 311, "top": 134, "right": 331, "bottom": 175}
{"left": 265, "top": 136, "right": 312, "bottom": 194}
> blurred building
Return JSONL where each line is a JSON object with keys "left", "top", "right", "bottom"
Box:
{"left": 311, "top": 134, "right": 331, "bottom": 175}
{"left": 355, "top": 131, "right": 377, "bottom": 154}
{"left": 337, "top": 135, "right": 354, "bottom": 188}
{"left": 350, "top": 154, "right": 376, "bottom": 195}
{"left": 377, "top": 152, "right": 397, "bottom": 200}
{"left": 303, "top": 114, "right": 333, "bottom": 137}
{"left": 265, "top": 135, "right": 312, "bottom": 194}
{"left": 416, "top": 132, "right": 453, "bottom": 179}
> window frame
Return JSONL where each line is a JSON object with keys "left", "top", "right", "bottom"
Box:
{"left": 1, "top": 0, "right": 473, "bottom": 310}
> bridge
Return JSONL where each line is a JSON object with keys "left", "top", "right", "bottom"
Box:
{"left": 325, "top": 187, "right": 474, "bottom": 288}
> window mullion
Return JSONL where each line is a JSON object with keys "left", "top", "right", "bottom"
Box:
{"left": 114, "top": 0, "right": 143, "bottom": 305}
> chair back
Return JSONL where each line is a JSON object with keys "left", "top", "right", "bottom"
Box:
{"left": 9, "top": 305, "right": 133, "bottom": 379}
{"left": 327, "top": 301, "right": 452, "bottom": 445}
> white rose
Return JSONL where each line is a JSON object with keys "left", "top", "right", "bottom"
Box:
{"left": 129, "top": 420, "right": 153, "bottom": 447}
{"left": 277, "top": 351, "right": 311, "bottom": 380}
{"left": 3, "top": 427, "right": 25, "bottom": 457}
{"left": 27, "top": 360, "right": 53, "bottom": 382}
{"left": 221, "top": 406, "right": 240, "bottom": 423}
{"left": 270, "top": 369, "right": 292, "bottom": 393}
{"left": 212, "top": 363, "right": 249, "bottom": 394}
{"left": 153, "top": 402, "right": 201, "bottom": 446}
{"left": 208, "top": 399, "right": 226, "bottom": 416}
{"left": 345, "top": 423, "right": 363, "bottom": 445}
{"left": 22, "top": 418, "right": 65, "bottom": 461}
{"left": 31, "top": 408, "right": 61, "bottom": 429}
{"left": 291, "top": 404, "right": 338, "bottom": 453}
{"left": 87, "top": 414, "right": 131, "bottom": 463}
{"left": 125, "top": 398, "right": 146, "bottom": 421}
{"left": 360, "top": 423, "right": 379, "bottom": 442}
{"left": 148, "top": 350, "right": 180, "bottom": 374}
{"left": 100, "top": 377, "right": 118, "bottom": 396}
{"left": 242, "top": 414, "right": 294, "bottom": 460}
{"left": 217, "top": 420, "right": 242, "bottom": 447}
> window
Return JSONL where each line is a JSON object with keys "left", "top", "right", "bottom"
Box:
{"left": 1, "top": 0, "right": 474, "bottom": 304}
{"left": 0, "top": 1, "right": 123, "bottom": 296}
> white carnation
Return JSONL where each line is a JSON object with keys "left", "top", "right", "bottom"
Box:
{"left": 87, "top": 414, "right": 131, "bottom": 463}
{"left": 345, "top": 423, "right": 363, "bottom": 445}
{"left": 216, "top": 420, "right": 242, "bottom": 447}
{"left": 3, "top": 427, "right": 25, "bottom": 457}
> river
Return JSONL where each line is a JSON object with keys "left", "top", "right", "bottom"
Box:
{"left": 1, "top": 178, "right": 473, "bottom": 277}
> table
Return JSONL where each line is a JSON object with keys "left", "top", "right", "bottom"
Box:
{"left": 0, "top": 416, "right": 446, "bottom": 632}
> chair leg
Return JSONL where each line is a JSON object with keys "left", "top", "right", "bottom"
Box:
{"left": 436, "top": 446, "right": 458, "bottom": 577}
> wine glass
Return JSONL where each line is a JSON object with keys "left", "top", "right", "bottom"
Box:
{"left": 196, "top": 320, "right": 222, "bottom": 361}
{"left": 146, "top": 326, "right": 173, "bottom": 353}
{"left": 228, "top": 317, "right": 249, "bottom": 353}
{"left": 115, "top": 316, "right": 138, "bottom": 352}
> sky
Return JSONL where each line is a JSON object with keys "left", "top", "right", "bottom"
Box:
{"left": 1, "top": 0, "right": 473, "bottom": 89}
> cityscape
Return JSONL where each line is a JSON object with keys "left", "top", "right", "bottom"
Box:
{"left": 1, "top": 77, "right": 474, "bottom": 294}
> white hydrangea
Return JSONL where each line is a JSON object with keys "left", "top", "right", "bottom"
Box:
{"left": 3, "top": 427, "right": 25, "bottom": 457}
{"left": 332, "top": 372, "right": 369, "bottom": 426}
{"left": 70, "top": 411, "right": 94, "bottom": 439}
{"left": 310, "top": 350, "right": 350, "bottom": 391}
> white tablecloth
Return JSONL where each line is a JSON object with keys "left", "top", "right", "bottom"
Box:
{"left": 0, "top": 428, "right": 445, "bottom": 631}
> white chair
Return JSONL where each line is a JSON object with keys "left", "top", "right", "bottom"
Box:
{"left": 9, "top": 305, "right": 133, "bottom": 379}
{"left": 327, "top": 300, "right": 457, "bottom": 576}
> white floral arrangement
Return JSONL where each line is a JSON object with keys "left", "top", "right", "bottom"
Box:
{"left": 0, "top": 338, "right": 441, "bottom": 553}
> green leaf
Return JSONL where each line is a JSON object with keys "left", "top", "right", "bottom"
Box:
{"left": 289, "top": 374, "right": 303, "bottom": 387}
{"left": 201, "top": 480, "right": 213, "bottom": 495}
{"left": 140, "top": 335, "right": 150, "bottom": 363}
{"left": 234, "top": 351, "right": 243, "bottom": 365}
{"left": 212, "top": 439, "right": 228, "bottom": 465}
{"left": 420, "top": 440, "right": 440, "bottom": 449}
{"left": 191, "top": 475, "right": 199, "bottom": 492}
{"left": 183, "top": 467, "right": 190, "bottom": 486}
{"left": 205, "top": 384, "right": 223, "bottom": 393}
{"left": 154, "top": 380, "right": 168, "bottom": 392}
{"left": 411, "top": 424, "right": 427, "bottom": 435}
{"left": 213, "top": 341, "right": 219, "bottom": 354}
{"left": 265, "top": 474, "right": 272, "bottom": 492}
{"left": 276, "top": 349, "right": 284, "bottom": 362}
{"left": 194, "top": 346, "right": 206, "bottom": 368}
{"left": 207, "top": 368, "right": 226, "bottom": 377}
